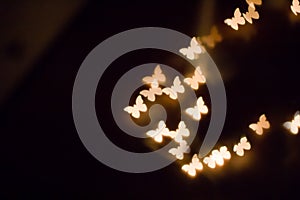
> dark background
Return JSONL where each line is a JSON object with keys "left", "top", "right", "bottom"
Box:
{"left": 0, "top": 0, "right": 300, "bottom": 199}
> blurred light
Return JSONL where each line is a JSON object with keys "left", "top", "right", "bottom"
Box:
{"left": 162, "top": 76, "right": 185, "bottom": 100}
{"left": 168, "top": 140, "right": 190, "bottom": 160}
{"left": 185, "top": 97, "right": 208, "bottom": 121}
{"left": 233, "top": 137, "right": 251, "bottom": 156}
{"left": 283, "top": 111, "right": 300, "bottom": 135}
{"left": 182, "top": 154, "right": 203, "bottom": 177}
{"left": 249, "top": 114, "right": 270, "bottom": 135}
{"left": 124, "top": 95, "right": 147, "bottom": 118}
{"left": 179, "top": 37, "right": 204, "bottom": 60}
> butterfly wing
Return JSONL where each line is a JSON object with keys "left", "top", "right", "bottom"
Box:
{"left": 135, "top": 96, "right": 147, "bottom": 112}
{"left": 153, "top": 65, "right": 166, "bottom": 83}
{"left": 197, "top": 97, "right": 208, "bottom": 114}
{"left": 190, "top": 37, "right": 202, "bottom": 54}
{"left": 284, "top": 121, "right": 299, "bottom": 134}
{"left": 124, "top": 106, "right": 139, "bottom": 118}
{"left": 186, "top": 107, "right": 200, "bottom": 120}
{"left": 184, "top": 77, "right": 199, "bottom": 90}
{"left": 172, "top": 76, "right": 185, "bottom": 93}
{"left": 194, "top": 67, "right": 206, "bottom": 83}
{"left": 162, "top": 87, "right": 177, "bottom": 100}
{"left": 234, "top": 8, "right": 246, "bottom": 25}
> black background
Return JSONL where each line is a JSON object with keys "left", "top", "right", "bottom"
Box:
{"left": 1, "top": 0, "right": 300, "bottom": 199}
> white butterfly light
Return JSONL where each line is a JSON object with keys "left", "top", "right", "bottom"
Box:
{"left": 249, "top": 114, "right": 270, "bottom": 135}
{"left": 182, "top": 154, "right": 203, "bottom": 177}
{"left": 283, "top": 111, "right": 300, "bottom": 135}
{"left": 179, "top": 37, "right": 203, "bottom": 60}
{"left": 291, "top": 0, "right": 300, "bottom": 16}
{"left": 140, "top": 80, "right": 163, "bottom": 102}
{"left": 168, "top": 140, "right": 190, "bottom": 160}
{"left": 162, "top": 76, "right": 185, "bottom": 100}
{"left": 185, "top": 97, "right": 208, "bottom": 121}
{"left": 123, "top": 95, "right": 147, "bottom": 118}
{"left": 142, "top": 65, "right": 166, "bottom": 86}
{"left": 203, "top": 155, "right": 216, "bottom": 169}
{"left": 224, "top": 8, "right": 246, "bottom": 30}
{"left": 169, "top": 121, "right": 190, "bottom": 143}
{"left": 233, "top": 137, "right": 251, "bottom": 157}
{"left": 184, "top": 66, "right": 206, "bottom": 90}
{"left": 203, "top": 146, "right": 231, "bottom": 168}
{"left": 243, "top": 3, "right": 259, "bottom": 24}
{"left": 146, "top": 120, "right": 171, "bottom": 143}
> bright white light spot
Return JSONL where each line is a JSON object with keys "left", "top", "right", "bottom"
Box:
{"left": 283, "top": 111, "right": 300, "bottom": 135}
{"left": 142, "top": 65, "right": 166, "bottom": 85}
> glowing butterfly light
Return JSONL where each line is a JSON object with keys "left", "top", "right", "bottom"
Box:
{"left": 179, "top": 37, "right": 203, "bottom": 60}
{"left": 243, "top": 3, "right": 259, "bottom": 24}
{"left": 182, "top": 154, "right": 203, "bottom": 177}
{"left": 233, "top": 137, "right": 251, "bottom": 156}
{"left": 224, "top": 8, "right": 246, "bottom": 30}
{"left": 184, "top": 66, "right": 206, "bottom": 90}
{"left": 162, "top": 76, "right": 185, "bottom": 100}
{"left": 142, "top": 65, "right": 166, "bottom": 85}
{"left": 168, "top": 140, "right": 190, "bottom": 160}
{"left": 283, "top": 111, "right": 300, "bottom": 135}
{"left": 246, "top": 0, "right": 262, "bottom": 7}
{"left": 123, "top": 95, "right": 147, "bottom": 118}
{"left": 169, "top": 121, "right": 190, "bottom": 143}
{"left": 146, "top": 120, "right": 171, "bottom": 143}
{"left": 249, "top": 114, "right": 270, "bottom": 135}
{"left": 200, "top": 26, "right": 223, "bottom": 48}
{"left": 203, "top": 155, "right": 216, "bottom": 169}
{"left": 203, "top": 146, "right": 231, "bottom": 168}
{"left": 140, "top": 80, "right": 163, "bottom": 102}
{"left": 185, "top": 97, "right": 208, "bottom": 121}
{"left": 291, "top": 0, "right": 300, "bottom": 16}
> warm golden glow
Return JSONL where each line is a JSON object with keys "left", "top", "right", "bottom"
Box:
{"left": 243, "top": 3, "right": 260, "bottom": 24}
{"left": 283, "top": 111, "right": 300, "bottom": 135}
{"left": 142, "top": 64, "right": 166, "bottom": 85}
{"left": 182, "top": 154, "right": 203, "bottom": 177}
{"left": 203, "top": 146, "right": 231, "bottom": 168}
{"left": 224, "top": 8, "right": 246, "bottom": 30}
{"left": 246, "top": 0, "right": 262, "bottom": 7}
{"left": 185, "top": 97, "right": 208, "bottom": 121}
{"left": 249, "top": 114, "right": 270, "bottom": 135}
{"left": 200, "top": 26, "right": 223, "bottom": 48}
{"left": 179, "top": 37, "right": 203, "bottom": 60}
{"left": 146, "top": 120, "right": 171, "bottom": 143}
{"left": 203, "top": 155, "right": 216, "bottom": 169}
{"left": 140, "top": 80, "right": 163, "bottom": 102}
{"left": 233, "top": 136, "right": 251, "bottom": 156}
{"left": 162, "top": 76, "right": 185, "bottom": 100}
{"left": 168, "top": 140, "right": 190, "bottom": 160}
{"left": 123, "top": 95, "right": 147, "bottom": 118}
{"left": 184, "top": 66, "right": 206, "bottom": 90}
{"left": 291, "top": 0, "right": 300, "bottom": 15}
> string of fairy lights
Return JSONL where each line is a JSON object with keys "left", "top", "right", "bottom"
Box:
{"left": 123, "top": 0, "right": 300, "bottom": 177}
